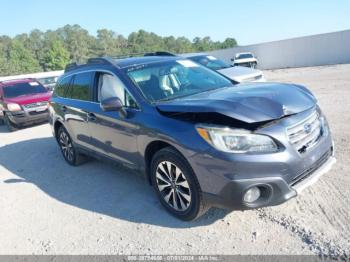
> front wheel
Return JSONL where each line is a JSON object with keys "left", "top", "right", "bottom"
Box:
{"left": 150, "top": 147, "right": 208, "bottom": 221}
{"left": 57, "top": 126, "right": 87, "bottom": 166}
{"left": 4, "top": 114, "right": 17, "bottom": 132}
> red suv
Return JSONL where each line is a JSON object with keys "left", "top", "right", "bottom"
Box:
{"left": 0, "top": 79, "right": 52, "bottom": 131}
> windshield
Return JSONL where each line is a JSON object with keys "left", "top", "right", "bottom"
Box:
{"left": 127, "top": 59, "right": 234, "bottom": 102}
{"left": 3, "top": 81, "right": 48, "bottom": 98}
{"left": 190, "top": 55, "right": 230, "bottom": 70}
{"left": 37, "top": 76, "right": 58, "bottom": 86}
{"left": 237, "top": 53, "right": 253, "bottom": 59}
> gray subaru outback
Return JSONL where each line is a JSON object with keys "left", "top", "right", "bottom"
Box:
{"left": 49, "top": 54, "right": 335, "bottom": 220}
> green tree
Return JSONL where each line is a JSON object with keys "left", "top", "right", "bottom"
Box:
{"left": 96, "top": 29, "right": 127, "bottom": 56}
{"left": 6, "top": 40, "right": 41, "bottom": 75}
{"left": 128, "top": 30, "right": 166, "bottom": 53}
{"left": 175, "top": 37, "right": 194, "bottom": 53}
{"left": 27, "top": 30, "right": 46, "bottom": 67}
{"left": 0, "top": 42, "right": 8, "bottom": 75}
{"left": 43, "top": 40, "right": 70, "bottom": 70}
{"left": 56, "top": 24, "right": 93, "bottom": 63}
{"left": 220, "top": 37, "right": 237, "bottom": 49}
{"left": 0, "top": 24, "right": 238, "bottom": 76}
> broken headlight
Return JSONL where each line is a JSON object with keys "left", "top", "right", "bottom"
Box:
{"left": 196, "top": 125, "right": 278, "bottom": 153}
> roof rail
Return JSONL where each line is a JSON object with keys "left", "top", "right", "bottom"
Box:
{"left": 64, "top": 57, "right": 118, "bottom": 73}
{"left": 87, "top": 57, "right": 116, "bottom": 66}
{"left": 144, "top": 51, "right": 176, "bottom": 57}
{"left": 64, "top": 52, "right": 176, "bottom": 73}
{"left": 64, "top": 62, "right": 78, "bottom": 72}
{"left": 111, "top": 51, "right": 177, "bottom": 60}
{"left": 111, "top": 53, "right": 146, "bottom": 59}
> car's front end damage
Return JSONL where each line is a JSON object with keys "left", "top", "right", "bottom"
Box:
{"left": 156, "top": 82, "right": 336, "bottom": 210}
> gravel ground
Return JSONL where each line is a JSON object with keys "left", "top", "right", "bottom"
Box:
{"left": 0, "top": 64, "right": 349, "bottom": 258}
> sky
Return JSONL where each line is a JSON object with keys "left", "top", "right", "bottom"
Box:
{"left": 0, "top": 0, "right": 349, "bottom": 45}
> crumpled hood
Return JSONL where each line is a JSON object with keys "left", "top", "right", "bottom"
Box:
{"left": 156, "top": 83, "right": 316, "bottom": 123}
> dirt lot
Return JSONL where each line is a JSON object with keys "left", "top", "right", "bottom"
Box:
{"left": 0, "top": 64, "right": 349, "bottom": 257}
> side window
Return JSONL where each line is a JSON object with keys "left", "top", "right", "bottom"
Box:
{"left": 55, "top": 76, "right": 72, "bottom": 98}
{"left": 70, "top": 72, "right": 93, "bottom": 101}
{"left": 97, "top": 72, "right": 137, "bottom": 108}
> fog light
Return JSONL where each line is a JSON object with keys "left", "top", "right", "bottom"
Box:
{"left": 243, "top": 186, "right": 261, "bottom": 203}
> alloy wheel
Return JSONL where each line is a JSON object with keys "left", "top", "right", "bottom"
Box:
{"left": 59, "top": 131, "right": 74, "bottom": 162}
{"left": 156, "top": 161, "right": 192, "bottom": 211}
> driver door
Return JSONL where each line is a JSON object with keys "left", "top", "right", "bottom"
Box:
{"left": 87, "top": 71, "right": 140, "bottom": 167}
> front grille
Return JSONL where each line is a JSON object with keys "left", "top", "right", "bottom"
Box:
{"left": 23, "top": 102, "right": 48, "bottom": 109}
{"left": 29, "top": 109, "right": 48, "bottom": 116}
{"left": 286, "top": 110, "right": 322, "bottom": 153}
{"left": 290, "top": 148, "right": 332, "bottom": 187}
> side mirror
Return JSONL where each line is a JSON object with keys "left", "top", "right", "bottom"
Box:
{"left": 101, "top": 97, "right": 123, "bottom": 111}
{"left": 101, "top": 97, "right": 127, "bottom": 118}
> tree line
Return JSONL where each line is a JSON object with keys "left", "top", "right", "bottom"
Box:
{"left": 0, "top": 24, "right": 237, "bottom": 76}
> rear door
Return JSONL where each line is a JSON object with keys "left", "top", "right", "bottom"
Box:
{"left": 62, "top": 72, "right": 95, "bottom": 150}
{"left": 87, "top": 71, "right": 140, "bottom": 167}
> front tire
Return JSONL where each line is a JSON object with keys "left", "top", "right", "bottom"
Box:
{"left": 150, "top": 147, "right": 208, "bottom": 221}
{"left": 4, "top": 114, "right": 17, "bottom": 132}
{"left": 57, "top": 126, "right": 87, "bottom": 166}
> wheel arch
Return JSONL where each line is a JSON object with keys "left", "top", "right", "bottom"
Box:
{"left": 53, "top": 120, "right": 64, "bottom": 141}
{"left": 144, "top": 140, "right": 185, "bottom": 185}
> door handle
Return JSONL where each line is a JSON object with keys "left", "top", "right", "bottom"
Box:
{"left": 61, "top": 105, "right": 67, "bottom": 112}
{"left": 87, "top": 112, "right": 96, "bottom": 121}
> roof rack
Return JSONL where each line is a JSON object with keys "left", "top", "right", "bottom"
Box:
{"left": 64, "top": 52, "right": 177, "bottom": 72}
{"left": 64, "top": 57, "right": 118, "bottom": 72}
{"left": 111, "top": 51, "right": 177, "bottom": 60}
{"left": 64, "top": 62, "right": 78, "bottom": 72}
{"left": 144, "top": 51, "right": 176, "bottom": 57}
{"left": 111, "top": 53, "right": 145, "bottom": 59}
{"left": 87, "top": 57, "right": 116, "bottom": 66}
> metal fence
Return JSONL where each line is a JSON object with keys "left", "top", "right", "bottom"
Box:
{"left": 206, "top": 30, "right": 350, "bottom": 69}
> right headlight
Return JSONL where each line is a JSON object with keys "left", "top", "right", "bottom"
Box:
{"left": 7, "top": 103, "right": 22, "bottom": 112}
{"left": 196, "top": 125, "right": 278, "bottom": 153}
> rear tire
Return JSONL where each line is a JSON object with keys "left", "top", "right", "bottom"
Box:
{"left": 4, "top": 114, "right": 17, "bottom": 132}
{"left": 57, "top": 126, "right": 88, "bottom": 166}
{"left": 150, "top": 147, "right": 208, "bottom": 221}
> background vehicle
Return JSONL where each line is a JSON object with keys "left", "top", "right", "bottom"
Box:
{"left": 0, "top": 70, "right": 63, "bottom": 91}
{"left": 0, "top": 79, "right": 51, "bottom": 131}
{"left": 184, "top": 53, "right": 265, "bottom": 82}
{"left": 231, "top": 52, "right": 258, "bottom": 68}
{"left": 50, "top": 55, "right": 335, "bottom": 221}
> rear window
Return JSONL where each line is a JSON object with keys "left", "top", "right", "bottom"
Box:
{"left": 3, "top": 81, "right": 47, "bottom": 98}
{"left": 55, "top": 76, "right": 72, "bottom": 97}
{"left": 237, "top": 53, "right": 253, "bottom": 59}
{"left": 69, "top": 72, "right": 93, "bottom": 101}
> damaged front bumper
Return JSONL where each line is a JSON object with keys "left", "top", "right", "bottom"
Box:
{"left": 187, "top": 124, "right": 335, "bottom": 210}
